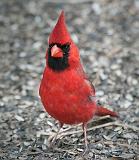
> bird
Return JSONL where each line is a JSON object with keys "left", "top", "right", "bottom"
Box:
{"left": 39, "top": 11, "right": 118, "bottom": 151}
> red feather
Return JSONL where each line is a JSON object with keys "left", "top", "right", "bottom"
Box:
{"left": 96, "top": 105, "right": 118, "bottom": 117}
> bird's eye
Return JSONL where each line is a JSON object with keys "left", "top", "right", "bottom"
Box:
{"left": 62, "top": 43, "right": 70, "bottom": 54}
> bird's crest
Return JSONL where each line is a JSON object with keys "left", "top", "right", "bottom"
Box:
{"left": 49, "top": 11, "right": 72, "bottom": 45}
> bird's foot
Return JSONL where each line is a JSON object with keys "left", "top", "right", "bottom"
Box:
{"left": 49, "top": 142, "right": 54, "bottom": 149}
{"left": 47, "top": 134, "right": 57, "bottom": 149}
{"left": 48, "top": 137, "right": 57, "bottom": 149}
{"left": 82, "top": 145, "right": 90, "bottom": 156}
{"left": 48, "top": 122, "right": 63, "bottom": 149}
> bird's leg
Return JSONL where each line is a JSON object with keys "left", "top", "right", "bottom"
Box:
{"left": 50, "top": 122, "right": 63, "bottom": 148}
{"left": 82, "top": 123, "right": 89, "bottom": 154}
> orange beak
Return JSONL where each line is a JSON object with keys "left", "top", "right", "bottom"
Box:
{"left": 51, "top": 45, "right": 63, "bottom": 58}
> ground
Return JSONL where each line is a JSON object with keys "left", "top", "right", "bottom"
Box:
{"left": 0, "top": 0, "right": 139, "bottom": 159}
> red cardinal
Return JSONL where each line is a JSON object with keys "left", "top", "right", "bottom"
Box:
{"left": 39, "top": 11, "right": 118, "bottom": 150}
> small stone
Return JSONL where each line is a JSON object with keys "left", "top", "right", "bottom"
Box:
{"left": 0, "top": 102, "right": 4, "bottom": 106}
{"left": 96, "top": 90, "right": 104, "bottom": 96}
{"left": 123, "top": 133, "right": 138, "bottom": 139}
{"left": 103, "top": 135, "right": 111, "bottom": 141}
{"left": 99, "top": 56, "right": 109, "bottom": 67}
{"left": 44, "top": 138, "right": 47, "bottom": 145}
{"left": 125, "top": 94, "right": 133, "bottom": 101}
{"left": 15, "top": 115, "right": 24, "bottom": 122}
{"left": 42, "top": 144, "right": 47, "bottom": 150}
{"left": 71, "top": 34, "right": 78, "bottom": 44}
{"left": 33, "top": 41, "right": 42, "bottom": 49}
{"left": 19, "top": 52, "right": 27, "bottom": 58}
{"left": 24, "top": 142, "right": 30, "bottom": 146}
{"left": 113, "top": 94, "right": 120, "bottom": 101}
{"left": 27, "top": 80, "right": 36, "bottom": 86}
{"left": 14, "top": 95, "right": 21, "bottom": 100}
{"left": 96, "top": 143, "right": 103, "bottom": 150}
{"left": 35, "top": 16, "right": 42, "bottom": 23}
{"left": 132, "top": 79, "right": 138, "bottom": 85}
{"left": 111, "top": 148, "right": 122, "bottom": 156}
{"left": 24, "top": 101, "right": 33, "bottom": 107}
{"left": 115, "top": 70, "right": 122, "bottom": 77}
{"left": 135, "top": 0, "right": 139, "bottom": 9}
{"left": 47, "top": 120, "right": 54, "bottom": 127}
{"left": 127, "top": 76, "right": 132, "bottom": 85}
{"left": 128, "top": 139, "right": 132, "bottom": 145}
{"left": 36, "top": 130, "right": 47, "bottom": 138}
{"left": 39, "top": 113, "right": 46, "bottom": 119}
{"left": 120, "top": 153, "right": 135, "bottom": 159}
{"left": 77, "top": 148, "right": 84, "bottom": 152}
{"left": 100, "top": 72, "right": 108, "bottom": 80}
{"left": 124, "top": 100, "right": 132, "bottom": 108}
{"left": 114, "top": 126, "right": 122, "bottom": 132}
{"left": 11, "top": 75, "right": 19, "bottom": 81}
{"left": 111, "top": 64, "right": 119, "bottom": 70}
{"left": 92, "top": 3, "right": 101, "bottom": 15}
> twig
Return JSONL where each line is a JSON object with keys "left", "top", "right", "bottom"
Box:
{"left": 89, "top": 115, "right": 111, "bottom": 123}
{"left": 45, "top": 0, "right": 94, "bottom": 4}
{"left": 107, "top": 47, "right": 122, "bottom": 58}
{"left": 75, "top": 115, "right": 111, "bottom": 128}
{"left": 58, "top": 121, "right": 139, "bottom": 138}
{"left": 58, "top": 122, "right": 116, "bottom": 138}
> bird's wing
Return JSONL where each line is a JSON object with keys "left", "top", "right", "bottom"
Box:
{"left": 77, "top": 63, "right": 96, "bottom": 96}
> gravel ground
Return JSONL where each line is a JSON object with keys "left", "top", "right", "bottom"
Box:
{"left": 0, "top": 0, "right": 139, "bottom": 159}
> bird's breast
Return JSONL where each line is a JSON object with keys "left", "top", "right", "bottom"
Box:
{"left": 39, "top": 68, "right": 96, "bottom": 124}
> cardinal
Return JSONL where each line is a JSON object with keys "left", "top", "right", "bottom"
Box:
{"left": 39, "top": 11, "right": 118, "bottom": 151}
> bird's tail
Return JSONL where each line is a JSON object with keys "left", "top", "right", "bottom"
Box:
{"left": 95, "top": 105, "right": 118, "bottom": 117}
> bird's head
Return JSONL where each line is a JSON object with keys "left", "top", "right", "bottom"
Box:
{"left": 46, "top": 11, "right": 80, "bottom": 71}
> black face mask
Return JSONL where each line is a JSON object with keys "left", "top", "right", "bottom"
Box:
{"left": 48, "top": 43, "right": 70, "bottom": 71}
